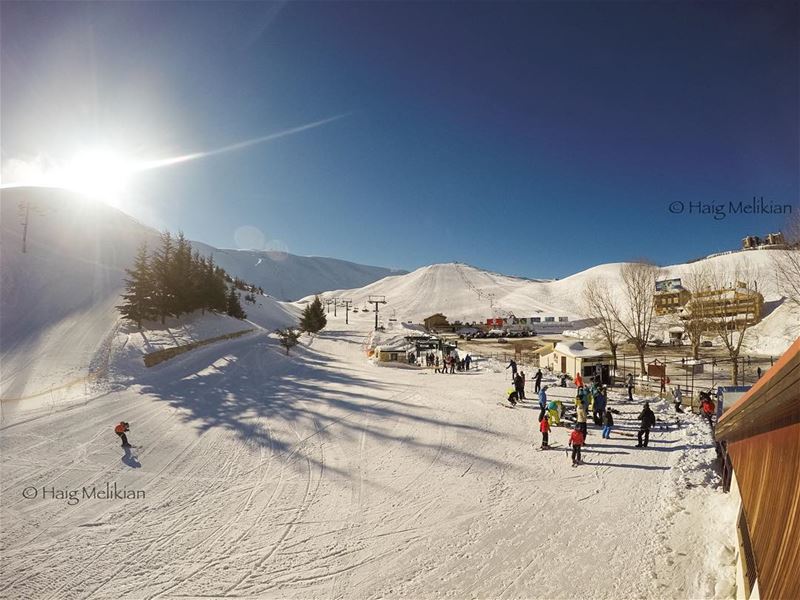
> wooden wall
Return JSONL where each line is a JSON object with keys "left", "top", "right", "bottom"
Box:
{"left": 717, "top": 337, "right": 800, "bottom": 600}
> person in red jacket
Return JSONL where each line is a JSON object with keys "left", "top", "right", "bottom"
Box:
{"left": 540, "top": 414, "right": 551, "bottom": 449}
{"left": 700, "top": 393, "right": 716, "bottom": 429}
{"left": 114, "top": 421, "right": 131, "bottom": 447}
{"left": 568, "top": 425, "right": 585, "bottom": 466}
{"left": 574, "top": 372, "right": 584, "bottom": 388}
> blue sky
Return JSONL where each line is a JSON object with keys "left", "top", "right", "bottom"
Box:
{"left": 2, "top": 1, "right": 797, "bottom": 278}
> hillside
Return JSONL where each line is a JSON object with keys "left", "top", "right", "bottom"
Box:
{"left": 191, "top": 242, "right": 405, "bottom": 302}
{"left": 0, "top": 187, "right": 297, "bottom": 406}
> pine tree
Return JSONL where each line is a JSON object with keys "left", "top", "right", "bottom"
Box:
{"left": 151, "top": 231, "right": 175, "bottom": 324}
{"left": 226, "top": 285, "right": 247, "bottom": 319}
{"left": 276, "top": 328, "right": 301, "bottom": 354}
{"left": 171, "top": 232, "right": 193, "bottom": 317}
{"left": 300, "top": 296, "right": 327, "bottom": 333}
{"left": 117, "top": 243, "right": 156, "bottom": 328}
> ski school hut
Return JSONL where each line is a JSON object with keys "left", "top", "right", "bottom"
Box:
{"left": 538, "top": 341, "right": 613, "bottom": 385}
{"left": 715, "top": 337, "right": 800, "bottom": 600}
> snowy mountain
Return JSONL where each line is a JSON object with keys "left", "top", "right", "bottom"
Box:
{"left": 309, "top": 255, "right": 799, "bottom": 354}
{"left": 0, "top": 187, "right": 297, "bottom": 403}
{"left": 189, "top": 242, "right": 405, "bottom": 301}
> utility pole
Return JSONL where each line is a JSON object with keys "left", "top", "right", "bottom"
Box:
{"left": 368, "top": 295, "right": 387, "bottom": 331}
{"left": 341, "top": 299, "right": 352, "bottom": 325}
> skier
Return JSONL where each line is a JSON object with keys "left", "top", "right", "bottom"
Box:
{"left": 601, "top": 408, "right": 614, "bottom": 439}
{"left": 757, "top": 366, "right": 762, "bottom": 379}
{"left": 673, "top": 386, "right": 684, "bottom": 414}
{"left": 519, "top": 371, "right": 526, "bottom": 400}
{"left": 576, "top": 403, "right": 588, "bottom": 441}
{"left": 114, "top": 421, "right": 132, "bottom": 447}
{"left": 514, "top": 373, "right": 524, "bottom": 401}
{"left": 507, "top": 388, "right": 519, "bottom": 407}
{"left": 534, "top": 369, "right": 543, "bottom": 393}
{"left": 593, "top": 387, "right": 607, "bottom": 425}
{"left": 547, "top": 398, "right": 560, "bottom": 426}
{"left": 538, "top": 386, "right": 548, "bottom": 417}
{"left": 568, "top": 425, "right": 585, "bottom": 466}
{"left": 559, "top": 373, "right": 567, "bottom": 387}
{"left": 700, "top": 393, "right": 716, "bottom": 429}
{"left": 465, "top": 354, "right": 472, "bottom": 371}
{"left": 540, "top": 413, "right": 551, "bottom": 449}
{"left": 506, "top": 359, "right": 518, "bottom": 381}
{"left": 636, "top": 402, "right": 656, "bottom": 447}
{"left": 574, "top": 372, "right": 584, "bottom": 388}
{"left": 626, "top": 373, "right": 635, "bottom": 401}
{"left": 434, "top": 355, "right": 440, "bottom": 373}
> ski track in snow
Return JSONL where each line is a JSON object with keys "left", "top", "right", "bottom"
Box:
{"left": 1, "top": 314, "right": 736, "bottom": 599}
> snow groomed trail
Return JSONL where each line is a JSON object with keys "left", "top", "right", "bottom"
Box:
{"left": 0, "top": 314, "right": 735, "bottom": 599}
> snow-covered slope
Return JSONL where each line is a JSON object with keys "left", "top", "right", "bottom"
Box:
{"left": 0, "top": 187, "right": 296, "bottom": 406}
{"left": 190, "top": 242, "right": 405, "bottom": 301}
{"left": 309, "top": 254, "right": 799, "bottom": 354}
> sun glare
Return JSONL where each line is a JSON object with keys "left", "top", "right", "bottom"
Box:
{"left": 58, "top": 148, "right": 133, "bottom": 202}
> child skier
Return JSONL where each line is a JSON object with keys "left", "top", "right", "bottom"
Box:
{"left": 540, "top": 413, "right": 551, "bottom": 449}
{"left": 602, "top": 408, "right": 614, "bottom": 439}
{"left": 114, "top": 421, "right": 131, "bottom": 447}
{"left": 507, "top": 388, "right": 519, "bottom": 407}
{"left": 568, "top": 425, "right": 585, "bottom": 466}
{"left": 547, "top": 398, "right": 560, "bottom": 426}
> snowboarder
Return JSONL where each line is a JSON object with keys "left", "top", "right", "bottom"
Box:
{"left": 114, "top": 421, "right": 131, "bottom": 447}
{"left": 601, "top": 408, "right": 614, "bottom": 439}
{"left": 636, "top": 402, "right": 656, "bottom": 447}
{"left": 540, "top": 414, "right": 551, "bottom": 449}
{"left": 626, "top": 373, "right": 634, "bottom": 401}
{"left": 569, "top": 425, "right": 585, "bottom": 466}
{"left": 534, "top": 369, "right": 543, "bottom": 393}
{"left": 506, "top": 359, "right": 518, "bottom": 381}
{"left": 673, "top": 386, "right": 684, "bottom": 413}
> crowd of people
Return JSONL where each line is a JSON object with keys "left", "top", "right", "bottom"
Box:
{"left": 419, "top": 351, "right": 472, "bottom": 374}
{"left": 501, "top": 363, "right": 700, "bottom": 466}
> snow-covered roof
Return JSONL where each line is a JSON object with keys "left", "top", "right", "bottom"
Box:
{"left": 554, "top": 341, "right": 609, "bottom": 359}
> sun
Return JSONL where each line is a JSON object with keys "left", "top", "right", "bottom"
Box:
{"left": 57, "top": 148, "right": 134, "bottom": 202}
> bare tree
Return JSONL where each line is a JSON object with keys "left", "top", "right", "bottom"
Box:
{"left": 702, "top": 260, "right": 761, "bottom": 385}
{"left": 772, "top": 212, "right": 800, "bottom": 308}
{"left": 610, "top": 261, "right": 660, "bottom": 375}
{"left": 681, "top": 265, "right": 713, "bottom": 359}
{"left": 582, "top": 278, "right": 623, "bottom": 372}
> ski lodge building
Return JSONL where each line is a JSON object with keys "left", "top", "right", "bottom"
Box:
{"left": 538, "top": 341, "right": 613, "bottom": 385}
{"left": 715, "top": 336, "right": 800, "bottom": 600}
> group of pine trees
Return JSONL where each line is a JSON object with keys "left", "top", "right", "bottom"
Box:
{"left": 117, "top": 231, "right": 247, "bottom": 328}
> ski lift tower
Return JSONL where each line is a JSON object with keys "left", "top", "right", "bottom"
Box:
{"left": 340, "top": 298, "right": 352, "bottom": 325}
{"left": 368, "top": 295, "right": 387, "bottom": 331}
{"left": 325, "top": 299, "right": 335, "bottom": 314}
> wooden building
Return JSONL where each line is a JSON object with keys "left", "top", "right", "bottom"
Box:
{"left": 423, "top": 313, "right": 451, "bottom": 332}
{"left": 538, "top": 341, "right": 612, "bottom": 385}
{"left": 715, "top": 337, "right": 800, "bottom": 600}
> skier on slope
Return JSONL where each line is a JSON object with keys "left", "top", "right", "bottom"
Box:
{"left": 626, "top": 373, "right": 635, "bottom": 401}
{"left": 601, "top": 408, "right": 614, "bottom": 439}
{"left": 568, "top": 425, "right": 585, "bottom": 466}
{"left": 114, "top": 421, "right": 132, "bottom": 448}
{"left": 700, "top": 393, "right": 716, "bottom": 429}
{"left": 574, "top": 372, "right": 584, "bottom": 388}
{"left": 514, "top": 372, "right": 525, "bottom": 401}
{"left": 534, "top": 369, "right": 543, "bottom": 393}
{"left": 506, "top": 359, "right": 518, "bottom": 381}
{"left": 539, "top": 413, "right": 551, "bottom": 449}
{"left": 636, "top": 402, "right": 656, "bottom": 447}
{"left": 673, "top": 386, "right": 684, "bottom": 414}
{"left": 538, "top": 386, "right": 548, "bottom": 422}
{"left": 576, "top": 403, "right": 588, "bottom": 442}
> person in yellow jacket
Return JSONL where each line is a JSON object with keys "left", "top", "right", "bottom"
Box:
{"left": 547, "top": 399, "right": 560, "bottom": 426}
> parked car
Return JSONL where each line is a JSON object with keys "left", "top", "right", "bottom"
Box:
{"left": 497, "top": 338, "right": 509, "bottom": 344}
{"left": 701, "top": 340, "right": 713, "bottom": 347}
